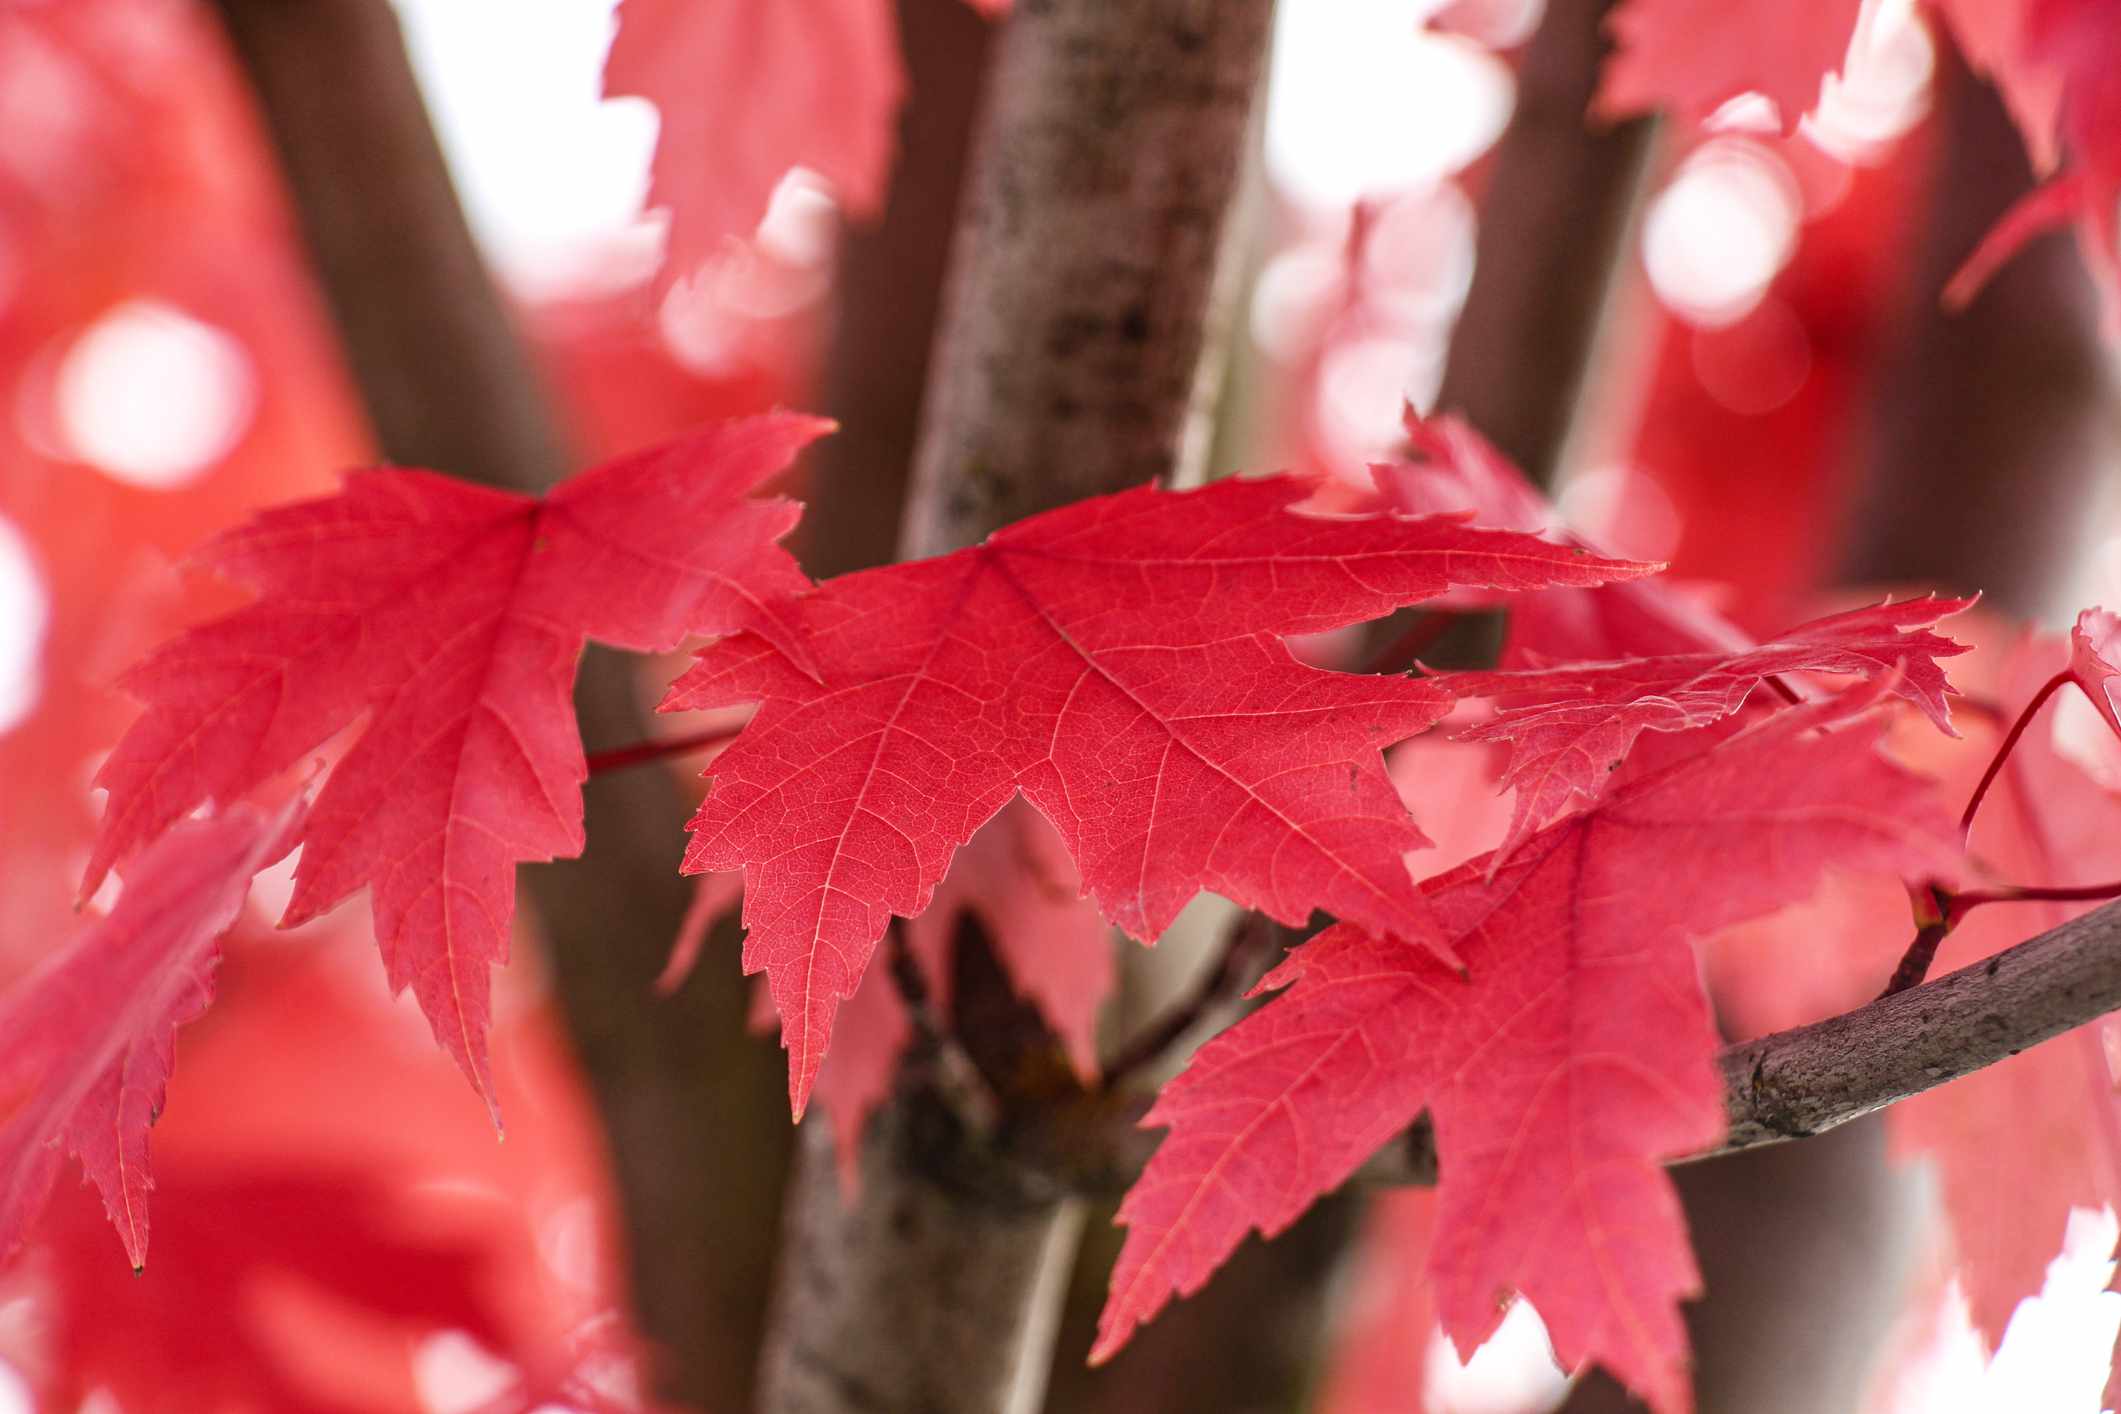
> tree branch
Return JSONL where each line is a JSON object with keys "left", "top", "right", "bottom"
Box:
{"left": 1714, "top": 896, "right": 2121, "bottom": 1151}
{"left": 1361, "top": 895, "right": 2121, "bottom": 1186}
{"left": 1007, "top": 896, "right": 2121, "bottom": 1199}
{"left": 1431, "top": 0, "right": 1656, "bottom": 486}
{"left": 208, "top": 0, "right": 568, "bottom": 491}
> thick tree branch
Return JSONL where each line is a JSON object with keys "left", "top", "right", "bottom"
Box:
{"left": 1017, "top": 896, "right": 2121, "bottom": 1198}
{"left": 1714, "top": 896, "right": 2121, "bottom": 1151}
{"left": 755, "top": 3, "right": 1273, "bottom": 1411}
{"left": 208, "top": 4, "right": 785, "bottom": 1406}
{"left": 1364, "top": 895, "right": 2121, "bottom": 1188}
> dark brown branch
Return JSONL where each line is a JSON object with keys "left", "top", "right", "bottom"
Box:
{"left": 208, "top": 4, "right": 785, "bottom": 1407}
{"left": 796, "top": 0, "right": 994, "bottom": 579}
{"left": 209, "top": 0, "right": 568, "bottom": 490}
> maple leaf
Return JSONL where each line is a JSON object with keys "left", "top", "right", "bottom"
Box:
{"left": 1094, "top": 685, "right": 1962, "bottom": 1411}
{"left": 1891, "top": 637, "right": 2121, "bottom": 1361}
{"left": 603, "top": 0, "right": 906, "bottom": 277}
{"left": 1595, "top": 0, "right": 1865, "bottom": 129}
{"left": 2067, "top": 605, "right": 2121, "bottom": 741}
{"left": 665, "top": 474, "right": 1655, "bottom": 1114}
{"left": 1317, "top": 1190, "right": 1442, "bottom": 1414}
{"left": 903, "top": 797, "right": 1114, "bottom": 1084}
{"left": 83, "top": 415, "right": 828, "bottom": 1119}
{"left": 0, "top": 799, "right": 298, "bottom": 1272}
{"left": 24, "top": 1163, "right": 514, "bottom": 1414}
{"left": 1377, "top": 412, "right": 1752, "bottom": 662}
{"left": 1442, "top": 596, "right": 1973, "bottom": 861}
{"left": 1940, "top": 0, "right": 2121, "bottom": 328}
{"left": 792, "top": 800, "right": 1116, "bottom": 1187}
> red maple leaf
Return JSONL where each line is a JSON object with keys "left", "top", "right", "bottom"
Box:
{"left": 799, "top": 800, "right": 1116, "bottom": 1187}
{"left": 1891, "top": 635, "right": 2121, "bottom": 1364}
{"left": 664, "top": 474, "right": 1654, "bottom": 1113}
{"left": 1316, "top": 1191, "right": 1443, "bottom": 1414}
{"left": 1940, "top": 0, "right": 2121, "bottom": 328}
{"left": 1442, "top": 596, "right": 1973, "bottom": 861}
{"left": 21, "top": 1163, "right": 513, "bottom": 1414}
{"left": 0, "top": 799, "right": 298, "bottom": 1272}
{"left": 2067, "top": 605, "right": 2121, "bottom": 741}
{"left": 83, "top": 416, "right": 827, "bottom": 1119}
{"left": 1378, "top": 413, "right": 1752, "bottom": 662}
{"left": 603, "top": 0, "right": 906, "bottom": 278}
{"left": 1595, "top": 0, "right": 1865, "bottom": 130}
{"left": 1094, "top": 685, "right": 1962, "bottom": 1411}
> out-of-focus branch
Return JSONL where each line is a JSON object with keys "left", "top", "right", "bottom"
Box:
{"left": 208, "top": 0, "right": 569, "bottom": 490}
{"left": 797, "top": 0, "right": 995, "bottom": 579}
{"left": 208, "top": 4, "right": 784, "bottom": 1407}
{"left": 754, "top": 2, "right": 1274, "bottom": 1410}
{"left": 1432, "top": 0, "right": 1657, "bottom": 487}
{"left": 1838, "top": 46, "right": 2114, "bottom": 613}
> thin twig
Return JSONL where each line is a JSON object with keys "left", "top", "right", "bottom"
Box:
{"left": 1961, "top": 671, "right": 2070, "bottom": 836}
{"left": 584, "top": 726, "right": 741, "bottom": 776}
{"left": 1101, "top": 913, "right": 1285, "bottom": 1089}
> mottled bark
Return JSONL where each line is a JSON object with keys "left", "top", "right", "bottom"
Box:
{"left": 898, "top": 0, "right": 1271, "bottom": 559}
{"left": 755, "top": 2, "right": 1273, "bottom": 1410}
{"left": 208, "top": 3, "right": 784, "bottom": 1405}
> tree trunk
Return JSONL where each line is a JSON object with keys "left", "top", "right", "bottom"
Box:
{"left": 753, "top": 2, "right": 1273, "bottom": 1410}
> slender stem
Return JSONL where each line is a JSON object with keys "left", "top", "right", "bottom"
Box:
{"left": 584, "top": 726, "right": 741, "bottom": 776}
{"left": 1879, "top": 922, "right": 1953, "bottom": 998}
{"left": 1878, "top": 869, "right": 2121, "bottom": 996}
{"left": 1949, "top": 878, "right": 2121, "bottom": 913}
{"left": 1101, "top": 913, "right": 1283, "bottom": 1089}
{"left": 1765, "top": 674, "right": 1805, "bottom": 706}
{"left": 1959, "top": 671, "right": 2071, "bottom": 837}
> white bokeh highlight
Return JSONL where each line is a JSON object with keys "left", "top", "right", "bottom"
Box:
{"left": 55, "top": 301, "right": 256, "bottom": 489}
{"left": 0, "top": 514, "right": 48, "bottom": 735}
{"left": 1643, "top": 139, "right": 1802, "bottom": 327}
{"left": 391, "top": 0, "right": 659, "bottom": 297}
{"left": 1878, "top": 1209, "right": 2121, "bottom": 1414}
{"left": 1265, "top": 0, "right": 1512, "bottom": 210}
{"left": 1425, "top": 1299, "right": 1570, "bottom": 1414}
